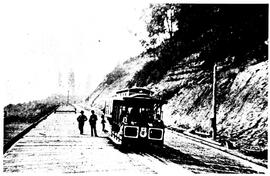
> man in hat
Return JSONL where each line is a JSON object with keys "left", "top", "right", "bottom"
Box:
{"left": 89, "top": 110, "right": 98, "bottom": 137}
{"left": 77, "top": 110, "right": 87, "bottom": 134}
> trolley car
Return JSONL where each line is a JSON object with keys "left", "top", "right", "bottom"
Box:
{"left": 106, "top": 87, "right": 166, "bottom": 147}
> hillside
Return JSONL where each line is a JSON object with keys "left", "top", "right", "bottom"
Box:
{"left": 85, "top": 55, "right": 268, "bottom": 159}
{"left": 85, "top": 55, "right": 153, "bottom": 109}
{"left": 155, "top": 60, "right": 268, "bottom": 154}
{"left": 85, "top": 4, "right": 268, "bottom": 161}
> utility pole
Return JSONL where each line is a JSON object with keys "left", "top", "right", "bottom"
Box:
{"left": 211, "top": 63, "right": 217, "bottom": 140}
{"left": 67, "top": 90, "right": 69, "bottom": 105}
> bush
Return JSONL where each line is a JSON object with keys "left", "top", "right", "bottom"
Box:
{"left": 4, "top": 100, "right": 59, "bottom": 124}
{"left": 104, "top": 66, "right": 127, "bottom": 85}
{"left": 128, "top": 58, "right": 170, "bottom": 87}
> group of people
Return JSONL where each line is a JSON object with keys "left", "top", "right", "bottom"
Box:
{"left": 76, "top": 110, "right": 106, "bottom": 136}
{"left": 120, "top": 107, "right": 164, "bottom": 127}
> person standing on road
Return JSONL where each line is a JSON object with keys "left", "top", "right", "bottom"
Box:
{"left": 77, "top": 110, "right": 87, "bottom": 134}
{"left": 101, "top": 113, "right": 106, "bottom": 132}
{"left": 89, "top": 110, "right": 98, "bottom": 137}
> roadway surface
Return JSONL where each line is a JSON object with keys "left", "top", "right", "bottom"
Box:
{"left": 3, "top": 105, "right": 267, "bottom": 174}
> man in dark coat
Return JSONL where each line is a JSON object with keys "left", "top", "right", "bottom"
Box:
{"left": 89, "top": 110, "right": 98, "bottom": 137}
{"left": 77, "top": 110, "right": 87, "bottom": 134}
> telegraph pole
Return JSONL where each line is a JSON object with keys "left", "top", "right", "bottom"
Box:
{"left": 211, "top": 63, "right": 217, "bottom": 140}
{"left": 67, "top": 90, "right": 69, "bottom": 105}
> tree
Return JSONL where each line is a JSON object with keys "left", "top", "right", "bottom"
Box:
{"left": 68, "top": 69, "right": 75, "bottom": 95}
{"left": 131, "top": 4, "right": 268, "bottom": 139}
{"left": 134, "top": 4, "right": 268, "bottom": 88}
{"left": 141, "top": 4, "right": 180, "bottom": 51}
{"left": 147, "top": 4, "right": 179, "bottom": 39}
{"left": 58, "top": 72, "right": 63, "bottom": 88}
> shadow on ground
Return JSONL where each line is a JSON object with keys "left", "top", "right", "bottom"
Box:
{"left": 107, "top": 140, "right": 260, "bottom": 174}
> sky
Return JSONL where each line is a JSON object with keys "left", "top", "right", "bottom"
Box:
{"left": 1, "top": 0, "right": 266, "bottom": 105}
{"left": 0, "top": 0, "right": 150, "bottom": 104}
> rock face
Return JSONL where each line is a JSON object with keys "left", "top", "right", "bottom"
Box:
{"left": 218, "top": 62, "right": 268, "bottom": 150}
{"left": 86, "top": 56, "right": 268, "bottom": 154}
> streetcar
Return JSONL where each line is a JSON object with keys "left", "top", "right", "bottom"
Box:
{"left": 105, "top": 87, "right": 166, "bottom": 147}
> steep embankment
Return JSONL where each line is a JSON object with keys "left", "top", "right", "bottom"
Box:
{"left": 86, "top": 55, "right": 153, "bottom": 109}
{"left": 157, "top": 60, "right": 268, "bottom": 153}
{"left": 86, "top": 54, "right": 268, "bottom": 158}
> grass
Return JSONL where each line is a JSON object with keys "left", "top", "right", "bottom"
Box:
{"left": 3, "top": 100, "right": 59, "bottom": 147}
{"left": 4, "top": 122, "right": 30, "bottom": 146}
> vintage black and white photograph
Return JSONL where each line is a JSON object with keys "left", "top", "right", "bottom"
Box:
{"left": 1, "top": 0, "right": 268, "bottom": 174}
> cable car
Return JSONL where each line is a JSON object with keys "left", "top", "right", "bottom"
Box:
{"left": 106, "top": 87, "right": 166, "bottom": 147}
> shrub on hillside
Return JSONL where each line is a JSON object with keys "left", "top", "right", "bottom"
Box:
{"left": 127, "top": 59, "right": 170, "bottom": 87}
{"left": 104, "top": 66, "right": 127, "bottom": 85}
{"left": 4, "top": 100, "right": 59, "bottom": 124}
